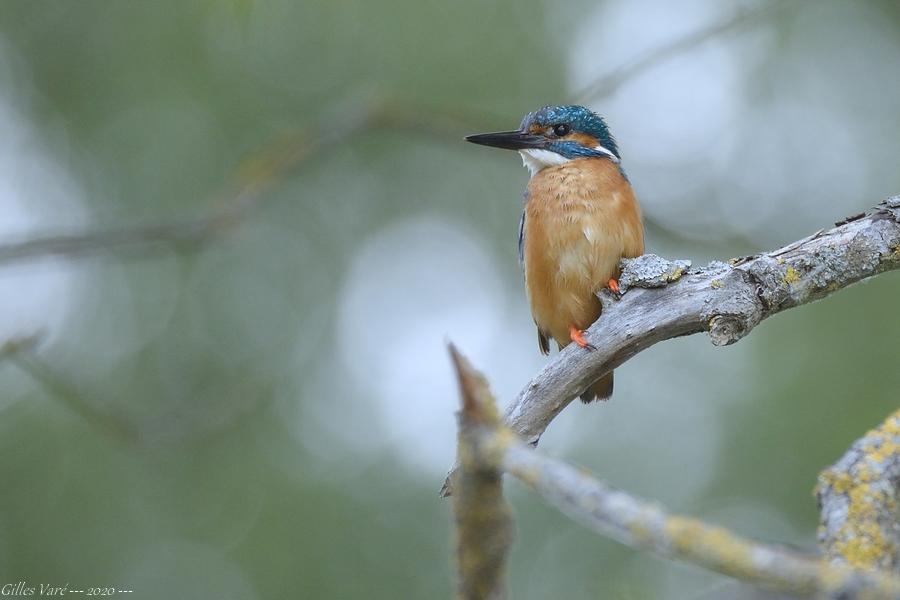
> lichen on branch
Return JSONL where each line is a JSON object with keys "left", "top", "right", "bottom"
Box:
{"left": 448, "top": 348, "right": 900, "bottom": 598}
{"left": 441, "top": 198, "right": 900, "bottom": 498}
{"left": 817, "top": 409, "right": 900, "bottom": 572}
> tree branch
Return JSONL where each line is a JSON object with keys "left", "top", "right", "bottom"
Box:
{"left": 572, "top": 2, "right": 790, "bottom": 103}
{"left": 449, "top": 348, "right": 900, "bottom": 598}
{"left": 442, "top": 197, "right": 900, "bottom": 496}
{"left": 1, "top": 333, "right": 136, "bottom": 442}
{"left": 449, "top": 344, "right": 514, "bottom": 600}
{"left": 0, "top": 98, "right": 382, "bottom": 266}
{"left": 817, "top": 409, "right": 900, "bottom": 572}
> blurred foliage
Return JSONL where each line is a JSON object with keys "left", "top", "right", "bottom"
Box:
{"left": 0, "top": 1, "right": 899, "bottom": 599}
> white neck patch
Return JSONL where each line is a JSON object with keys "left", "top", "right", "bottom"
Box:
{"left": 593, "top": 145, "right": 620, "bottom": 163}
{"left": 519, "top": 145, "right": 619, "bottom": 177}
{"left": 519, "top": 149, "right": 570, "bottom": 176}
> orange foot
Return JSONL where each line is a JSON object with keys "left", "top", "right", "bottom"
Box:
{"left": 607, "top": 278, "right": 621, "bottom": 295}
{"left": 569, "top": 326, "right": 595, "bottom": 351}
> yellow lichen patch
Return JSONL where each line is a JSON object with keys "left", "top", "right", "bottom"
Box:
{"left": 867, "top": 437, "right": 900, "bottom": 465}
{"left": 629, "top": 521, "right": 653, "bottom": 545}
{"left": 783, "top": 266, "right": 801, "bottom": 284}
{"left": 881, "top": 410, "right": 900, "bottom": 436}
{"left": 664, "top": 517, "right": 756, "bottom": 579}
{"left": 889, "top": 245, "right": 900, "bottom": 262}
{"left": 846, "top": 484, "right": 882, "bottom": 521}
{"left": 854, "top": 462, "right": 876, "bottom": 484}
{"left": 832, "top": 521, "right": 895, "bottom": 570}
{"left": 710, "top": 279, "right": 724, "bottom": 289}
{"left": 819, "top": 470, "right": 853, "bottom": 494}
{"left": 819, "top": 409, "right": 900, "bottom": 570}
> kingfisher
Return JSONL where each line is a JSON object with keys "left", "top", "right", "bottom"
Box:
{"left": 466, "top": 105, "right": 644, "bottom": 402}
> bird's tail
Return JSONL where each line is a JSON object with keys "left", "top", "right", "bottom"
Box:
{"left": 580, "top": 371, "right": 614, "bottom": 403}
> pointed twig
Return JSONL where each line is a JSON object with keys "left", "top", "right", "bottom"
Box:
{"left": 449, "top": 348, "right": 900, "bottom": 598}
{"left": 449, "top": 344, "right": 513, "bottom": 600}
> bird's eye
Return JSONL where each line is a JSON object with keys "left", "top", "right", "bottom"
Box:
{"left": 553, "top": 123, "right": 570, "bottom": 137}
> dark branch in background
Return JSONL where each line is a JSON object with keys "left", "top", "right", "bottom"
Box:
{"left": 442, "top": 197, "right": 900, "bottom": 496}
{"left": 449, "top": 349, "right": 900, "bottom": 598}
{"left": 0, "top": 99, "right": 380, "bottom": 266}
{"left": 572, "top": 2, "right": 791, "bottom": 103}
{"left": 0, "top": 332, "right": 43, "bottom": 362}
{"left": 0, "top": 3, "right": 789, "bottom": 267}
{"left": 1, "top": 330, "right": 277, "bottom": 446}
{"left": 817, "top": 409, "right": 900, "bottom": 571}
{"left": 0, "top": 333, "right": 136, "bottom": 442}
{"left": 449, "top": 345, "right": 513, "bottom": 600}
{"left": 0, "top": 95, "right": 501, "bottom": 266}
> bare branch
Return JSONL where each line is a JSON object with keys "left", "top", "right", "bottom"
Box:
{"left": 451, "top": 351, "right": 900, "bottom": 598}
{"left": 0, "top": 332, "right": 45, "bottom": 359}
{"left": 443, "top": 197, "right": 900, "bottom": 496}
{"left": 0, "top": 92, "right": 721, "bottom": 267}
{"left": 1, "top": 334, "right": 136, "bottom": 442}
{"left": 0, "top": 99, "right": 382, "bottom": 266}
{"left": 449, "top": 345, "right": 513, "bottom": 600}
{"left": 501, "top": 429, "right": 900, "bottom": 598}
{"left": 572, "top": 2, "right": 790, "bottom": 103}
{"left": 817, "top": 409, "right": 900, "bottom": 571}
{"left": 0, "top": 3, "right": 784, "bottom": 264}
{"left": 0, "top": 210, "right": 243, "bottom": 264}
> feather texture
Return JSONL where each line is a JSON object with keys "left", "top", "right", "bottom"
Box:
{"left": 521, "top": 157, "right": 644, "bottom": 400}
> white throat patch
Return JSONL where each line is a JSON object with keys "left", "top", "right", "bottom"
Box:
{"left": 519, "top": 149, "right": 570, "bottom": 176}
{"left": 518, "top": 145, "right": 619, "bottom": 176}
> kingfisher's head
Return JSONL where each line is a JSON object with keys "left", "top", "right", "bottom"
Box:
{"left": 466, "top": 105, "right": 620, "bottom": 176}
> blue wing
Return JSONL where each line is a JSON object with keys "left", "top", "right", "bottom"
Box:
{"left": 517, "top": 209, "right": 525, "bottom": 266}
{"left": 518, "top": 190, "right": 528, "bottom": 266}
{"left": 517, "top": 196, "right": 549, "bottom": 354}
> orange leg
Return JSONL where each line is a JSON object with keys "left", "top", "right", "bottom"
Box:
{"left": 569, "top": 326, "right": 595, "bottom": 351}
{"left": 607, "top": 278, "right": 621, "bottom": 295}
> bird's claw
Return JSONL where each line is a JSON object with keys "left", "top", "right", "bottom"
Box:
{"left": 607, "top": 278, "right": 622, "bottom": 299}
{"left": 569, "top": 326, "right": 596, "bottom": 351}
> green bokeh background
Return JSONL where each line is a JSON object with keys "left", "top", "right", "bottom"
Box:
{"left": 0, "top": 1, "right": 898, "bottom": 598}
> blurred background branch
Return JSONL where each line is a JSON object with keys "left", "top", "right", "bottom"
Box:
{"left": 818, "top": 409, "right": 900, "bottom": 572}
{"left": 572, "top": 2, "right": 792, "bottom": 104}
{"left": 443, "top": 198, "right": 900, "bottom": 496}
{"left": 0, "top": 98, "right": 383, "bottom": 265}
{"left": 3, "top": 2, "right": 900, "bottom": 597}
{"left": 1, "top": 332, "right": 136, "bottom": 442}
{"left": 0, "top": 3, "right": 792, "bottom": 268}
{"left": 450, "top": 348, "right": 900, "bottom": 598}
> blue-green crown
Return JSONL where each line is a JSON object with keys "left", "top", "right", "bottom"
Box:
{"left": 521, "top": 105, "right": 620, "bottom": 160}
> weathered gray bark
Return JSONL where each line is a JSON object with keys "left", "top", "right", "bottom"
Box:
{"left": 449, "top": 348, "right": 900, "bottom": 599}
{"left": 442, "top": 197, "right": 900, "bottom": 496}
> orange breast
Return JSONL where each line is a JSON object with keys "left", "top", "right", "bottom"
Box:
{"left": 523, "top": 158, "right": 644, "bottom": 346}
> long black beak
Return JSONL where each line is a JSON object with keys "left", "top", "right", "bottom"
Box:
{"left": 465, "top": 130, "right": 548, "bottom": 151}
